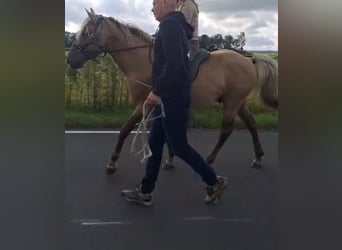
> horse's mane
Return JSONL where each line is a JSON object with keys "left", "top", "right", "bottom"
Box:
{"left": 107, "top": 17, "right": 153, "bottom": 43}
{"left": 76, "top": 17, "right": 91, "bottom": 41}
{"left": 76, "top": 15, "right": 153, "bottom": 44}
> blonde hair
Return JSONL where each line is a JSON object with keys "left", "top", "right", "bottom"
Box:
{"left": 178, "top": 0, "right": 199, "bottom": 12}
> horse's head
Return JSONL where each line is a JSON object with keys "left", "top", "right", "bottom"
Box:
{"left": 67, "top": 8, "right": 107, "bottom": 69}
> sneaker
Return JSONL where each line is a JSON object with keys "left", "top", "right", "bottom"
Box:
{"left": 121, "top": 186, "right": 153, "bottom": 207}
{"left": 204, "top": 176, "right": 228, "bottom": 205}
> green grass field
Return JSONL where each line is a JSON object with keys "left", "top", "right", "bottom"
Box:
{"left": 65, "top": 106, "right": 277, "bottom": 130}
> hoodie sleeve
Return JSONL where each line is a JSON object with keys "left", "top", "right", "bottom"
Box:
{"left": 153, "top": 19, "right": 186, "bottom": 96}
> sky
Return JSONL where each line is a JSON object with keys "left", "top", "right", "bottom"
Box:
{"left": 65, "top": 0, "right": 278, "bottom": 51}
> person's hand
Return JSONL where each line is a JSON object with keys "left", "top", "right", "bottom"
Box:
{"left": 145, "top": 91, "right": 161, "bottom": 106}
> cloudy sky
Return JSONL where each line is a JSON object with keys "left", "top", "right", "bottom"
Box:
{"left": 65, "top": 0, "right": 278, "bottom": 51}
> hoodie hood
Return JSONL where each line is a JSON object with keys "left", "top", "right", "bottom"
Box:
{"left": 163, "top": 11, "right": 194, "bottom": 40}
{"left": 152, "top": 10, "right": 193, "bottom": 98}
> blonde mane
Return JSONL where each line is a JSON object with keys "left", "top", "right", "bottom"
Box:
{"left": 76, "top": 17, "right": 91, "bottom": 41}
{"left": 108, "top": 17, "right": 153, "bottom": 44}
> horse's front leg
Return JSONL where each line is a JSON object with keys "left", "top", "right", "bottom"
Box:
{"left": 106, "top": 104, "right": 143, "bottom": 174}
{"left": 162, "top": 143, "right": 175, "bottom": 170}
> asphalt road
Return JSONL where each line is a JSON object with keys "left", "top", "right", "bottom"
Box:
{"left": 66, "top": 130, "right": 278, "bottom": 250}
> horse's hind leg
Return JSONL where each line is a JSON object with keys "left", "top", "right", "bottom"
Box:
{"left": 106, "top": 104, "right": 144, "bottom": 174}
{"left": 237, "top": 102, "right": 264, "bottom": 168}
{"left": 206, "top": 100, "right": 238, "bottom": 164}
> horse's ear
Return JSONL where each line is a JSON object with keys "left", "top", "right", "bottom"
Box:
{"left": 85, "top": 8, "right": 91, "bottom": 18}
{"left": 85, "top": 8, "right": 96, "bottom": 20}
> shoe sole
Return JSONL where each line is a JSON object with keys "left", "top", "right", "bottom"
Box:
{"left": 205, "top": 179, "right": 228, "bottom": 205}
{"left": 125, "top": 198, "right": 154, "bottom": 207}
{"left": 122, "top": 195, "right": 154, "bottom": 207}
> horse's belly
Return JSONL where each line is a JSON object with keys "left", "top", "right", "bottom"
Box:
{"left": 190, "top": 77, "right": 222, "bottom": 108}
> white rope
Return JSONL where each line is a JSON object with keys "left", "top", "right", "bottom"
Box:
{"left": 131, "top": 101, "right": 165, "bottom": 164}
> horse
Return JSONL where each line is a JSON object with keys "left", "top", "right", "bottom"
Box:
{"left": 67, "top": 8, "right": 278, "bottom": 174}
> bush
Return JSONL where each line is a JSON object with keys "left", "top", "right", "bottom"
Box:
{"left": 65, "top": 53, "right": 130, "bottom": 109}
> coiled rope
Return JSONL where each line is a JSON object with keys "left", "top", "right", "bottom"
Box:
{"left": 131, "top": 101, "right": 165, "bottom": 163}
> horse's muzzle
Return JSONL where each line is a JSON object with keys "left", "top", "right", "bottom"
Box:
{"left": 67, "top": 59, "right": 82, "bottom": 69}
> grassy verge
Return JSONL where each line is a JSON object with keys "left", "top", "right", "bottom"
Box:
{"left": 65, "top": 107, "right": 133, "bottom": 129}
{"left": 191, "top": 107, "right": 277, "bottom": 129}
{"left": 65, "top": 107, "right": 277, "bottom": 130}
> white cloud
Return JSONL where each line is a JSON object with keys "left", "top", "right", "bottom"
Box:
{"left": 65, "top": 0, "right": 278, "bottom": 50}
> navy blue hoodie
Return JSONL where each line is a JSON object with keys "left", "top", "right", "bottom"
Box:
{"left": 152, "top": 11, "right": 194, "bottom": 99}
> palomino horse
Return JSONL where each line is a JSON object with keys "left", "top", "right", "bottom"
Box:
{"left": 67, "top": 9, "right": 278, "bottom": 173}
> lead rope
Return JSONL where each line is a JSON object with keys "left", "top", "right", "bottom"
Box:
{"left": 95, "top": 59, "right": 152, "bottom": 89}
{"left": 131, "top": 101, "right": 165, "bottom": 164}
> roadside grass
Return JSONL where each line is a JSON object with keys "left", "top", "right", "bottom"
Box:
{"left": 65, "top": 105, "right": 277, "bottom": 130}
{"left": 65, "top": 107, "right": 134, "bottom": 129}
{"left": 191, "top": 106, "right": 277, "bottom": 129}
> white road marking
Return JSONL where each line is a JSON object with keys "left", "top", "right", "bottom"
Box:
{"left": 183, "top": 216, "right": 215, "bottom": 221}
{"left": 71, "top": 217, "right": 254, "bottom": 227}
{"left": 65, "top": 131, "right": 149, "bottom": 134}
{"left": 81, "top": 221, "right": 132, "bottom": 226}
{"left": 70, "top": 219, "right": 132, "bottom": 226}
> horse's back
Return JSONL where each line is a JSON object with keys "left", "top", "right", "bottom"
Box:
{"left": 190, "top": 49, "right": 257, "bottom": 108}
{"left": 208, "top": 49, "right": 256, "bottom": 77}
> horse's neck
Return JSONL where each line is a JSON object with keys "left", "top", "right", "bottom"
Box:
{"left": 109, "top": 40, "right": 152, "bottom": 104}
{"left": 107, "top": 35, "right": 151, "bottom": 81}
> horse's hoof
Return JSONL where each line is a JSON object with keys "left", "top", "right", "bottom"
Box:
{"left": 162, "top": 162, "right": 174, "bottom": 170}
{"left": 250, "top": 159, "right": 262, "bottom": 169}
{"left": 206, "top": 157, "right": 214, "bottom": 165}
{"left": 106, "top": 164, "right": 118, "bottom": 175}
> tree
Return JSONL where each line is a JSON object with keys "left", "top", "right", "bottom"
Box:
{"left": 236, "top": 32, "right": 246, "bottom": 51}
{"left": 199, "top": 34, "right": 210, "bottom": 49}
{"left": 198, "top": 33, "right": 247, "bottom": 52}
{"left": 211, "top": 34, "right": 225, "bottom": 50}
{"left": 65, "top": 31, "right": 76, "bottom": 49}
{"left": 223, "top": 35, "right": 234, "bottom": 49}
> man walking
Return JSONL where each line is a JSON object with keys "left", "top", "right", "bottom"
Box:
{"left": 121, "top": 0, "right": 227, "bottom": 207}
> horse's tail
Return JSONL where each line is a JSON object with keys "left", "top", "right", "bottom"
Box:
{"left": 252, "top": 55, "right": 278, "bottom": 109}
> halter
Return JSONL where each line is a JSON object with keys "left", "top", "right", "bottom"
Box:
{"left": 74, "top": 16, "right": 153, "bottom": 63}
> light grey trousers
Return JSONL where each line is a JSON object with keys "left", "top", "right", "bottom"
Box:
{"left": 189, "top": 38, "right": 200, "bottom": 61}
